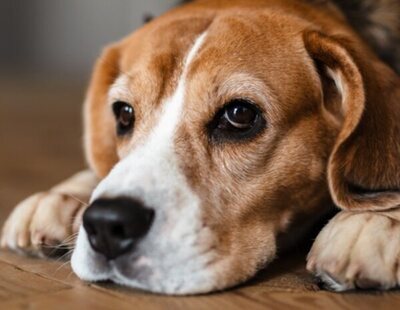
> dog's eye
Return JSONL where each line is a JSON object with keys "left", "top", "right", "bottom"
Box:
{"left": 209, "top": 99, "right": 266, "bottom": 142}
{"left": 112, "top": 101, "right": 134, "bottom": 136}
{"left": 224, "top": 101, "right": 257, "bottom": 129}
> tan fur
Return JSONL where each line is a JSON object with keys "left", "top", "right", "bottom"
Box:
{"left": 1, "top": 171, "right": 97, "bottom": 255}
{"left": 2, "top": 0, "right": 400, "bottom": 293}
{"left": 307, "top": 209, "right": 400, "bottom": 290}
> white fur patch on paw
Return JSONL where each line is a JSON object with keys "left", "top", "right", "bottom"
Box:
{"left": 307, "top": 211, "right": 400, "bottom": 291}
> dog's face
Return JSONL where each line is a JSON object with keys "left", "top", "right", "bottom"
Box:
{"left": 71, "top": 2, "right": 400, "bottom": 295}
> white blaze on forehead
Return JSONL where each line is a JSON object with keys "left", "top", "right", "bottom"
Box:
{"left": 107, "top": 29, "right": 206, "bottom": 109}
{"left": 148, "top": 31, "right": 207, "bottom": 149}
{"left": 105, "top": 31, "right": 208, "bottom": 164}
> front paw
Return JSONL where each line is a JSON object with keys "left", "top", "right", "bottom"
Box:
{"left": 307, "top": 211, "right": 400, "bottom": 291}
{"left": 1, "top": 192, "right": 86, "bottom": 257}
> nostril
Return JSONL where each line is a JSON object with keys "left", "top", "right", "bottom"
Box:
{"left": 110, "top": 224, "right": 125, "bottom": 239}
{"left": 146, "top": 209, "right": 155, "bottom": 224}
{"left": 84, "top": 222, "right": 97, "bottom": 237}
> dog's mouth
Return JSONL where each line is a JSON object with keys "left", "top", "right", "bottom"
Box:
{"left": 101, "top": 257, "right": 159, "bottom": 292}
{"left": 71, "top": 218, "right": 225, "bottom": 295}
{"left": 107, "top": 254, "right": 219, "bottom": 294}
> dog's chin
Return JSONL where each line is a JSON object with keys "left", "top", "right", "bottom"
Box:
{"left": 108, "top": 264, "right": 219, "bottom": 295}
{"left": 70, "top": 227, "right": 232, "bottom": 295}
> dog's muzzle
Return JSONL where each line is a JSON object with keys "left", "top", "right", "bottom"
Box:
{"left": 82, "top": 198, "right": 155, "bottom": 260}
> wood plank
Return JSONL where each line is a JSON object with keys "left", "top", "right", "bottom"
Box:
{"left": 0, "top": 250, "right": 81, "bottom": 286}
{"left": 237, "top": 287, "right": 400, "bottom": 309}
{"left": 0, "top": 260, "right": 70, "bottom": 302}
{"left": 89, "top": 283, "right": 266, "bottom": 310}
{"left": 0, "top": 286, "right": 132, "bottom": 310}
{"left": 0, "top": 277, "right": 265, "bottom": 310}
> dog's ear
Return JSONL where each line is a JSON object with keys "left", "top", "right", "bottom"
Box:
{"left": 304, "top": 31, "right": 400, "bottom": 211}
{"left": 84, "top": 44, "right": 121, "bottom": 178}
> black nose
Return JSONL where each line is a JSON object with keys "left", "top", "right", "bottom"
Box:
{"left": 83, "top": 198, "right": 154, "bottom": 260}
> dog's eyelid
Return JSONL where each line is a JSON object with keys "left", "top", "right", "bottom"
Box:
{"left": 108, "top": 94, "right": 134, "bottom": 107}
{"left": 215, "top": 73, "right": 278, "bottom": 115}
{"left": 220, "top": 96, "right": 268, "bottom": 123}
{"left": 207, "top": 98, "right": 267, "bottom": 143}
{"left": 108, "top": 75, "right": 136, "bottom": 106}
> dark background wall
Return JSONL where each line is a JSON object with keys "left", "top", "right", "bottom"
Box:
{"left": 0, "top": 1, "right": 181, "bottom": 212}
{"left": 0, "top": 0, "right": 178, "bottom": 80}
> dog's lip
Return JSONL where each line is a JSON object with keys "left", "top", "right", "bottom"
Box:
{"left": 104, "top": 260, "right": 157, "bottom": 291}
{"left": 97, "top": 247, "right": 219, "bottom": 283}
{"left": 101, "top": 253, "right": 151, "bottom": 276}
{"left": 107, "top": 259, "right": 217, "bottom": 295}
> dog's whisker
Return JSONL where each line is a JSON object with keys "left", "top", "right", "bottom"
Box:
{"left": 53, "top": 248, "right": 75, "bottom": 264}
{"left": 66, "top": 271, "right": 76, "bottom": 280}
{"left": 52, "top": 240, "right": 76, "bottom": 249}
{"left": 41, "top": 244, "right": 74, "bottom": 250}
{"left": 53, "top": 256, "right": 74, "bottom": 275}
{"left": 65, "top": 194, "right": 89, "bottom": 207}
{"left": 54, "top": 255, "right": 70, "bottom": 264}
{"left": 62, "top": 232, "right": 79, "bottom": 242}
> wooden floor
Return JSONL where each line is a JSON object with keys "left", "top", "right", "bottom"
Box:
{"left": 1, "top": 76, "right": 400, "bottom": 309}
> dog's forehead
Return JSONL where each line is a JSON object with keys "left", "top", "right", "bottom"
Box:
{"left": 184, "top": 12, "right": 320, "bottom": 113}
{"left": 110, "top": 9, "right": 319, "bottom": 133}
{"left": 108, "top": 16, "right": 211, "bottom": 113}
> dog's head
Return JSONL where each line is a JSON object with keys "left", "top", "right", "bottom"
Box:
{"left": 71, "top": 0, "right": 400, "bottom": 294}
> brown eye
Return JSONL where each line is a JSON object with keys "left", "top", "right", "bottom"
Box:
{"left": 112, "top": 101, "right": 134, "bottom": 136}
{"left": 224, "top": 102, "right": 257, "bottom": 129}
{"left": 209, "top": 99, "right": 266, "bottom": 143}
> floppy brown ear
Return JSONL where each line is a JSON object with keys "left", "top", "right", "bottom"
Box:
{"left": 304, "top": 31, "right": 400, "bottom": 211}
{"left": 83, "top": 44, "right": 121, "bottom": 178}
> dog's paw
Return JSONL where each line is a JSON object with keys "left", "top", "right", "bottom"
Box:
{"left": 307, "top": 211, "right": 400, "bottom": 291}
{"left": 1, "top": 191, "right": 86, "bottom": 257}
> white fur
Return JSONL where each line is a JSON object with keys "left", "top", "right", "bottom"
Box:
{"left": 71, "top": 32, "right": 219, "bottom": 294}
{"left": 108, "top": 75, "right": 134, "bottom": 105}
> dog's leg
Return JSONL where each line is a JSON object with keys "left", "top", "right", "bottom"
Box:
{"left": 1, "top": 170, "right": 98, "bottom": 257}
{"left": 307, "top": 210, "right": 400, "bottom": 291}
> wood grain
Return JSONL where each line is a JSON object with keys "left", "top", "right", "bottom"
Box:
{"left": 0, "top": 260, "right": 70, "bottom": 301}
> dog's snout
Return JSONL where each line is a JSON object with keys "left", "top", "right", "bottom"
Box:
{"left": 82, "top": 198, "right": 154, "bottom": 260}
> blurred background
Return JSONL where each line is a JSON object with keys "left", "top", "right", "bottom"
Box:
{"left": 0, "top": 0, "right": 180, "bottom": 220}
{"left": 0, "top": 0, "right": 179, "bottom": 78}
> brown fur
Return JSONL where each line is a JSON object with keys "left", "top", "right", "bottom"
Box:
{"left": 86, "top": 0, "right": 400, "bottom": 211}
{"left": 2, "top": 0, "right": 400, "bottom": 293}
{"left": 81, "top": 0, "right": 400, "bottom": 287}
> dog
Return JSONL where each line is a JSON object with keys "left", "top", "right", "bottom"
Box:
{"left": 2, "top": 0, "right": 400, "bottom": 295}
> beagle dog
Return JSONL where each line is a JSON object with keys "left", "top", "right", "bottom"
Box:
{"left": 2, "top": 0, "right": 400, "bottom": 295}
